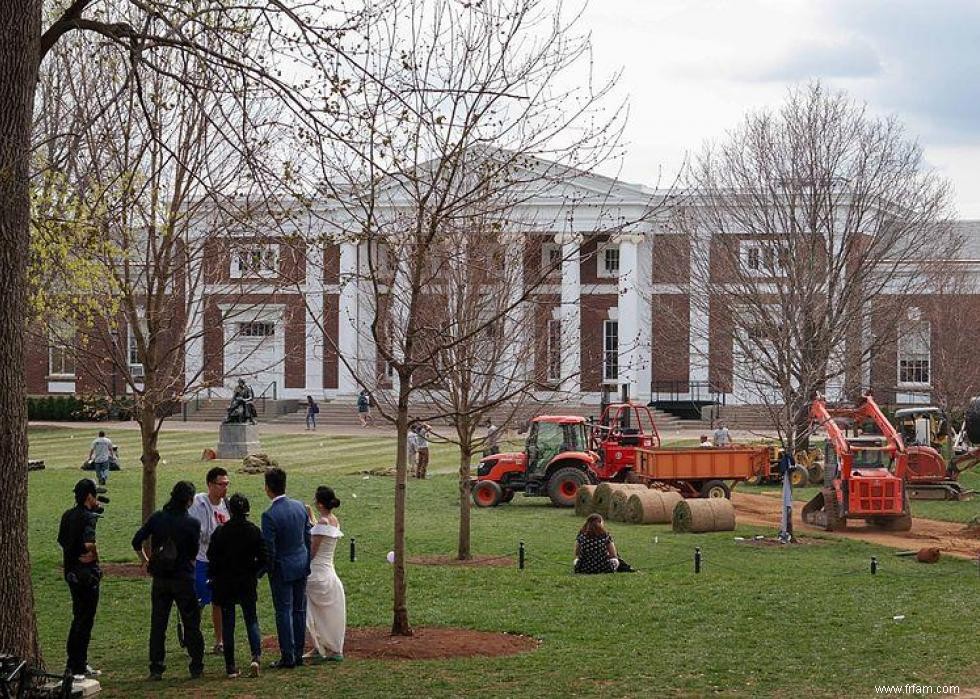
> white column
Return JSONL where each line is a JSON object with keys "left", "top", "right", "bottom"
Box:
{"left": 337, "top": 239, "right": 360, "bottom": 393}
{"left": 389, "top": 244, "right": 412, "bottom": 395}
{"left": 689, "top": 229, "right": 711, "bottom": 393}
{"left": 557, "top": 232, "right": 582, "bottom": 395}
{"left": 501, "top": 232, "right": 526, "bottom": 387}
{"left": 614, "top": 232, "right": 652, "bottom": 402}
{"left": 184, "top": 243, "right": 205, "bottom": 391}
{"left": 305, "top": 242, "right": 325, "bottom": 395}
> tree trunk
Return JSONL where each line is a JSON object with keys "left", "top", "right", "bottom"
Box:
{"left": 139, "top": 410, "right": 160, "bottom": 522}
{"left": 457, "top": 443, "right": 473, "bottom": 560}
{"left": 0, "top": 1, "right": 42, "bottom": 665}
{"left": 391, "top": 378, "right": 412, "bottom": 636}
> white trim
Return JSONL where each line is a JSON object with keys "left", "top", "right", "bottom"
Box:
{"left": 47, "top": 381, "right": 76, "bottom": 393}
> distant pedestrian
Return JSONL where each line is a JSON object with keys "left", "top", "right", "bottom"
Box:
{"left": 484, "top": 419, "right": 500, "bottom": 457}
{"left": 698, "top": 434, "right": 712, "bottom": 448}
{"left": 356, "top": 389, "right": 371, "bottom": 428}
{"left": 411, "top": 423, "right": 431, "bottom": 479}
{"left": 207, "top": 493, "right": 267, "bottom": 679}
{"left": 189, "top": 467, "right": 231, "bottom": 655}
{"left": 712, "top": 422, "right": 732, "bottom": 447}
{"left": 305, "top": 395, "right": 319, "bottom": 431}
{"left": 132, "top": 481, "right": 205, "bottom": 681}
{"left": 88, "top": 431, "right": 115, "bottom": 486}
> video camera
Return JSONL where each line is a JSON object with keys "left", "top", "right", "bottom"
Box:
{"left": 92, "top": 486, "right": 110, "bottom": 516}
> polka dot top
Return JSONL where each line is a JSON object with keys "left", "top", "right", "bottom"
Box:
{"left": 576, "top": 533, "right": 615, "bottom": 574}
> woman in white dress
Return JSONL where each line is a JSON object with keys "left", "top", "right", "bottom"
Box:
{"left": 304, "top": 486, "right": 346, "bottom": 662}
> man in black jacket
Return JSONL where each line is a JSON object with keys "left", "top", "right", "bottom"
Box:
{"left": 57, "top": 479, "right": 104, "bottom": 681}
{"left": 132, "top": 480, "right": 204, "bottom": 680}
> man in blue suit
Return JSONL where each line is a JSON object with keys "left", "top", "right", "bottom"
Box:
{"left": 261, "top": 467, "right": 312, "bottom": 669}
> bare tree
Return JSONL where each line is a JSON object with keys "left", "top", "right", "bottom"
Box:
{"left": 293, "top": 0, "right": 628, "bottom": 634}
{"left": 1, "top": 0, "right": 380, "bottom": 664}
{"left": 34, "top": 33, "right": 298, "bottom": 522}
{"left": 662, "top": 82, "right": 955, "bottom": 458}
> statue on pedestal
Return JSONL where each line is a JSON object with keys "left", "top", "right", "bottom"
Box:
{"left": 225, "top": 379, "right": 257, "bottom": 424}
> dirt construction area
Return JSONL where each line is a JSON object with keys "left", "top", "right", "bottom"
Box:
{"left": 733, "top": 491, "right": 980, "bottom": 559}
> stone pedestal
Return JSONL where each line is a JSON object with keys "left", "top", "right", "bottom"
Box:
{"left": 217, "top": 423, "right": 261, "bottom": 460}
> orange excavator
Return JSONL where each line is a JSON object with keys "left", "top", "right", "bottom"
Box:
{"left": 802, "top": 392, "right": 912, "bottom": 531}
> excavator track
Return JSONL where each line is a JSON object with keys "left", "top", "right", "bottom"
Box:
{"left": 802, "top": 487, "right": 845, "bottom": 531}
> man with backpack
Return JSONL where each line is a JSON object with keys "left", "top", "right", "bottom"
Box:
{"left": 132, "top": 480, "right": 205, "bottom": 681}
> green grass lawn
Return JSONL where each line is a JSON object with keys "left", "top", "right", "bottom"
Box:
{"left": 26, "top": 426, "right": 980, "bottom": 697}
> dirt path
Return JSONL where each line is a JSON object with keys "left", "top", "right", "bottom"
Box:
{"left": 732, "top": 491, "right": 980, "bottom": 560}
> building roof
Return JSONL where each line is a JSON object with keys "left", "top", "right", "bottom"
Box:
{"left": 951, "top": 220, "right": 980, "bottom": 260}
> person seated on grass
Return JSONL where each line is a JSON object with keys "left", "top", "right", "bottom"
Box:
{"left": 573, "top": 514, "right": 634, "bottom": 574}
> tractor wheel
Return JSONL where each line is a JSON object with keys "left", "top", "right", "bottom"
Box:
{"left": 826, "top": 489, "right": 846, "bottom": 532}
{"left": 547, "top": 467, "right": 588, "bottom": 508}
{"left": 876, "top": 514, "right": 912, "bottom": 532}
{"left": 700, "top": 479, "right": 731, "bottom": 499}
{"left": 501, "top": 488, "right": 515, "bottom": 503}
{"left": 966, "top": 396, "right": 980, "bottom": 444}
{"left": 472, "top": 481, "right": 503, "bottom": 508}
{"left": 790, "top": 465, "right": 809, "bottom": 488}
{"left": 807, "top": 461, "right": 825, "bottom": 485}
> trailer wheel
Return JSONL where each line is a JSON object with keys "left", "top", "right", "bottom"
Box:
{"left": 501, "top": 488, "right": 515, "bottom": 503}
{"left": 547, "top": 467, "right": 587, "bottom": 508}
{"left": 700, "top": 480, "right": 731, "bottom": 499}
{"left": 473, "top": 481, "right": 503, "bottom": 508}
{"left": 790, "top": 465, "right": 809, "bottom": 488}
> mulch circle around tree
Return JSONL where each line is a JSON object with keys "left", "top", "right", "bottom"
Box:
{"left": 263, "top": 627, "right": 539, "bottom": 661}
{"left": 406, "top": 554, "right": 516, "bottom": 567}
{"left": 100, "top": 562, "right": 148, "bottom": 578}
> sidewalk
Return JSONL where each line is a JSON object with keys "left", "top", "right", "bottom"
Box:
{"left": 29, "top": 419, "right": 774, "bottom": 442}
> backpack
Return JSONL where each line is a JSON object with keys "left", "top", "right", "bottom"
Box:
{"left": 312, "top": 403, "right": 320, "bottom": 414}
{"left": 147, "top": 525, "right": 179, "bottom": 576}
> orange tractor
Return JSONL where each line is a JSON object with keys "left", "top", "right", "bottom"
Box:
{"left": 802, "top": 392, "right": 912, "bottom": 531}
{"left": 471, "top": 402, "right": 660, "bottom": 508}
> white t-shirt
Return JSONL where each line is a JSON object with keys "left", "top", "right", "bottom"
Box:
{"left": 713, "top": 428, "right": 732, "bottom": 446}
{"left": 90, "top": 436, "right": 114, "bottom": 463}
{"left": 190, "top": 493, "right": 230, "bottom": 561}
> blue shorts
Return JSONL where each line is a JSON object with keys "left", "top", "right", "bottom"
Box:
{"left": 194, "top": 560, "right": 213, "bottom": 607}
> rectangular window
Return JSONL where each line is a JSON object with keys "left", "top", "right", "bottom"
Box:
{"left": 231, "top": 244, "right": 279, "bottom": 278}
{"left": 898, "top": 319, "right": 930, "bottom": 386}
{"left": 603, "top": 320, "right": 619, "bottom": 382}
{"left": 128, "top": 320, "right": 148, "bottom": 380}
{"left": 237, "top": 321, "right": 275, "bottom": 338}
{"left": 741, "top": 241, "right": 785, "bottom": 277}
{"left": 48, "top": 323, "right": 76, "bottom": 377}
{"left": 546, "top": 318, "right": 562, "bottom": 382}
{"left": 541, "top": 242, "right": 561, "bottom": 273}
{"left": 598, "top": 245, "right": 620, "bottom": 277}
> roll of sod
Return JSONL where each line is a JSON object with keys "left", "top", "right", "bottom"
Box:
{"left": 575, "top": 485, "right": 598, "bottom": 517}
{"left": 607, "top": 488, "right": 637, "bottom": 522}
{"left": 672, "top": 497, "right": 737, "bottom": 533}
{"left": 592, "top": 483, "right": 647, "bottom": 517}
{"left": 626, "top": 490, "right": 683, "bottom": 524}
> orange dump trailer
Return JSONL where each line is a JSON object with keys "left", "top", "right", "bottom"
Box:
{"left": 633, "top": 446, "right": 771, "bottom": 499}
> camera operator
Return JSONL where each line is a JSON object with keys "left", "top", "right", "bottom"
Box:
{"left": 57, "top": 479, "right": 105, "bottom": 682}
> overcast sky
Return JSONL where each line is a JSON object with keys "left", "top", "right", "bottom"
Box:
{"left": 579, "top": 0, "right": 980, "bottom": 218}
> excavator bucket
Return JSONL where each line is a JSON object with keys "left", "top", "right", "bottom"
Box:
{"left": 801, "top": 487, "right": 844, "bottom": 531}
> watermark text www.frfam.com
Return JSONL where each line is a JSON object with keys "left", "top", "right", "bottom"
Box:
{"left": 875, "top": 685, "right": 960, "bottom": 695}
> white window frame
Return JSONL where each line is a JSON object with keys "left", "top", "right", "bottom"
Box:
{"left": 740, "top": 240, "right": 786, "bottom": 277}
{"left": 597, "top": 244, "right": 620, "bottom": 278}
{"left": 128, "top": 319, "right": 148, "bottom": 380}
{"left": 541, "top": 242, "right": 561, "bottom": 274}
{"left": 231, "top": 243, "right": 279, "bottom": 279}
{"left": 48, "top": 322, "right": 76, "bottom": 378}
{"left": 897, "top": 313, "right": 930, "bottom": 388}
{"left": 603, "top": 319, "right": 619, "bottom": 382}
{"left": 546, "top": 318, "right": 562, "bottom": 383}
